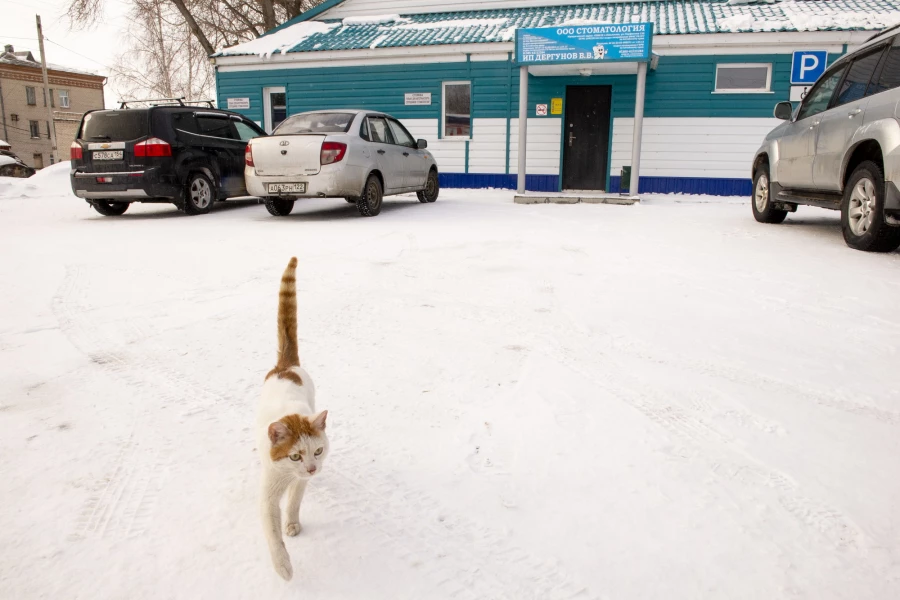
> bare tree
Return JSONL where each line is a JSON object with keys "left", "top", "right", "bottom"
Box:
{"left": 66, "top": 0, "right": 326, "bottom": 103}
{"left": 111, "top": 0, "right": 215, "bottom": 101}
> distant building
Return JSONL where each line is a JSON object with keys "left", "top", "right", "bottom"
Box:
{"left": 0, "top": 44, "right": 106, "bottom": 169}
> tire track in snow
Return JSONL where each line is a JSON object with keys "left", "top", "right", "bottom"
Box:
{"left": 53, "top": 264, "right": 604, "bottom": 600}
{"left": 539, "top": 283, "right": 867, "bottom": 554}
{"left": 54, "top": 265, "right": 172, "bottom": 541}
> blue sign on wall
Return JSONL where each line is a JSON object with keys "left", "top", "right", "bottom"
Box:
{"left": 516, "top": 23, "right": 653, "bottom": 66}
{"left": 791, "top": 51, "right": 828, "bottom": 84}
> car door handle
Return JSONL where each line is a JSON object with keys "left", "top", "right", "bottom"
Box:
{"left": 403, "top": 152, "right": 410, "bottom": 156}
{"left": 377, "top": 149, "right": 385, "bottom": 155}
{"left": 848, "top": 108, "right": 862, "bottom": 117}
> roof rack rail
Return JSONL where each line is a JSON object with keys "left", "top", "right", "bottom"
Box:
{"left": 866, "top": 23, "right": 900, "bottom": 42}
{"left": 116, "top": 97, "right": 216, "bottom": 109}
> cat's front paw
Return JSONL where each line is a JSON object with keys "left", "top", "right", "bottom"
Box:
{"left": 271, "top": 547, "right": 293, "bottom": 581}
{"left": 285, "top": 522, "right": 303, "bottom": 537}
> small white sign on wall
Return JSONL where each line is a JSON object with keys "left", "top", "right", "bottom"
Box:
{"left": 405, "top": 93, "right": 432, "bottom": 106}
{"left": 536, "top": 104, "right": 548, "bottom": 116}
{"left": 790, "top": 86, "right": 810, "bottom": 102}
{"left": 227, "top": 97, "right": 250, "bottom": 110}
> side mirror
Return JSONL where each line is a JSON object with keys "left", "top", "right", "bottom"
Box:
{"left": 774, "top": 101, "right": 793, "bottom": 120}
{"left": 416, "top": 138, "right": 428, "bottom": 149}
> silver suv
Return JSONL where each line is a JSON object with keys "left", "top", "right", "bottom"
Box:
{"left": 752, "top": 27, "right": 900, "bottom": 252}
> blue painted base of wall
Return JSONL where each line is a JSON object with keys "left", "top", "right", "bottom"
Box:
{"left": 439, "top": 173, "right": 559, "bottom": 192}
{"left": 609, "top": 176, "right": 752, "bottom": 197}
{"left": 439, "top": 173, "right": 752, "bottom": 197}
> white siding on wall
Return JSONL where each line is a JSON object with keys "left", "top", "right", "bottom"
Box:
{"left": 468, "top": 118, "right": 506, "bottom": 174}
{"left": 399, "top": 118, "right": 465, "bottom": 172}
{"left": 323, "top": 0, "right": 590, "bottom": 19}
{"left": 611, "top": 117, "right": 780, "bottom": 179}
{"left": 509, "top": 118, "right": 561, "bottom": 175}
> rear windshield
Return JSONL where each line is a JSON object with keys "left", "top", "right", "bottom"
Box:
{"left": 80, "top": 111, "right": 149, "bottom": 141}
{"left": 274, "top": 112, "right": 354, "bottom": 135}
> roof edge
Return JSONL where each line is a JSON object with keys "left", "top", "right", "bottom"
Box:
{"left": 263, "top": 0, "right": 348, "bottom": 37}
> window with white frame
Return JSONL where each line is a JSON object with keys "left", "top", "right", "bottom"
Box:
{"left": 714, "top": 63, "right": 772, "bottom": 93}
{"left": 442, "top": 81, "right": 471, "bottom": 138}
{"left": 59, "top": 89, "right": 70, "bottom": 108}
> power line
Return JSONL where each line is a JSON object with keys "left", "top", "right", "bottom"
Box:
{"left": 44, "top": 38, "right": 113, "bottom": 71}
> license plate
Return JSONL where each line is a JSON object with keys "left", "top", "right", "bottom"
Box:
{"left": 267, "top": 183, "right": 306, "bottom": 194}
{"left": 93, "top": 151, "right": 123, "bottom": 160}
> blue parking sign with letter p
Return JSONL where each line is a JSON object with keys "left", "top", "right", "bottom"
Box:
{"left": 791, "top": 51, "right": 828, "bottom": 84}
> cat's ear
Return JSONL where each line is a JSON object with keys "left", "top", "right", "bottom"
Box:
{"left": 312, "top": 410, "right": 328, "bottom": 431}
{"left": 268, "top": 421, "right": 290, "bottom": 445}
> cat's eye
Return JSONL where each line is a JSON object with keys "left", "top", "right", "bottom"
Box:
{"left": 314, "top": 448, "right": 323, "bottom": 457}
{"left": 289, "top": 453, "right": 301, "bottom": 462}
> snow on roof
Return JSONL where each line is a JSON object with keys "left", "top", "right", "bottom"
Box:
{"left": 394, "top": 17, "right": 510, "bottom": 31}
{"left": 0, "top": 51, "right": 103, "bottom": 77}
{"left": 219, "top": 21, "right": 340, "bottom": 58}
{"left": 0, "top": 139, "right": 9, "bottom": 148}
{"left": 0, "top": 155, "right": 16, "bottom": 167}
{"left": 719, "top": 0, "right": 900, "bottom": 33}
{"left": 216, "top": 1, "right": 900, "bottom": 59}
{"left": 342, "top": 14, "right": 408, "bottom": 26}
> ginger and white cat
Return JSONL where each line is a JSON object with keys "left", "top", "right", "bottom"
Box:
{"left": 257, "top": 257, "right": 329, "bottom": 581}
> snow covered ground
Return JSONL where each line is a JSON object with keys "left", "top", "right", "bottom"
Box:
{"left": 1, "top": 164, "right": 899, "bottom": 599}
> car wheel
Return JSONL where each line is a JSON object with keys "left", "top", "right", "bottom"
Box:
{"left": 264, "top": 197, "right": 295, "bottom": 216}
{"left": 182, "top": 172, "right": 215, "bottom": 215}
{"left": 90, "top": 200, "right": 129, "bottom": 216}
{"left": 841, "top": 161, "right": 900, "bottom": 252}
{"left": 357, "top": 174, "right": 383, "bottom": 217}
{"left": 751, "top": 164, "right": 787, "bottom": 224}
{"left": 417, "top": 169, "right": 439, "bottom": 203}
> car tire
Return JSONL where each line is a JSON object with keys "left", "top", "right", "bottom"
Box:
{"left": 357, "top": 174, "right": 383, "bottom": 217}
{"left": 751, "top": 163, "right": 787, "bottom": 224}
{"left": 417, "top": 169, "right": 439, "bottom": 203}
{"left": 90, "top": 200, "right": 129, "bottom": 216}
{"left": 264, "top": 197, "right": 295, "bottom": 216}
{"left": 182, "top": 172, "right": 215, "bottom": 215}
{"left": 841, "top": 161, "right": 900, "bottom": 252}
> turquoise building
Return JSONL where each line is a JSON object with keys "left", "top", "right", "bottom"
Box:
{"left": 212, "top": 0, "right": 894, "bottom": 196}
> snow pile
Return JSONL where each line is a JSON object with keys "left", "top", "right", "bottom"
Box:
{"left": 0, "top": 160, "right": 71, "bottom": 199}
{"left": 219, "top": 21, "right": 340, "bottom": 59}
{"left": 342, "top": 14, "right": 408, "bottom": 26}
{"left": 718, "top": 1, "right": 900, "bottom": 33}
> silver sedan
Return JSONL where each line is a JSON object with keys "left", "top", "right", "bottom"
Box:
{"left": 245, "top": 110, "right": 440, "bottom": 217}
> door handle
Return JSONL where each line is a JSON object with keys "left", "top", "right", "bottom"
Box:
{"left": 568, "top": 132, "right": 576, "bottom": 147}
{"left": 377, "top": 149, "right": 385, "bottom": 155}
{"left": 848, "top": 108, "right": 862, "bottom": 117}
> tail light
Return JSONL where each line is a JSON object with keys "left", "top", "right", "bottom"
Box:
{"left": 320, "top": 142, "right": 347, "bottom": 165}
{"left": 70, "top": 141, "right": 83, "bottom": 160}
{"left": 134, "top": 137, "right": 172, "bottom": 157}
{"left": 245, "top": 143, "right": 254, "bottom": 167}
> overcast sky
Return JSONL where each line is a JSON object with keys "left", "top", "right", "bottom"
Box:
{"left": 5, "top": 0, "right": 130, "bottom": 107}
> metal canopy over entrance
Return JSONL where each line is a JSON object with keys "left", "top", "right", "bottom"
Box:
{"left": 514, "top": 23, "right": 654, "bottom": 195}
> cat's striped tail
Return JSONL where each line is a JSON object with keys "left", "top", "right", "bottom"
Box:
{"left": 274, "top": 257, "right": 300, "bottom": 372}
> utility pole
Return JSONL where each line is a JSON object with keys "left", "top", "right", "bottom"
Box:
{"left": 36, "top": 15, "right": 57, "bottom": 163}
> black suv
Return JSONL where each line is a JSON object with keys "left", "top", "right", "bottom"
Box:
{"left": 70, "top": 99, "right": 265, "bottom": 216}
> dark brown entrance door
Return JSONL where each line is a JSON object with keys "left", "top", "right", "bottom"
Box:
{"left": 562, "top": 86, "right": 612, "bottom": 190}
